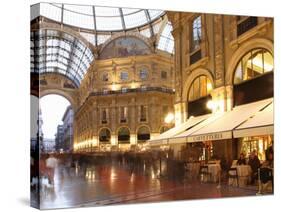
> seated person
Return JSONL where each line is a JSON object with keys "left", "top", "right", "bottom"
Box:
{"left": 237, "top": 153, "right": 246, "bottom": 165}
{"left": 248, "top": 150, "right": 261, "bottom": 184}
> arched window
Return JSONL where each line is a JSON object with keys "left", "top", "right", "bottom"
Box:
{"left": 234, "top": 49, "right": 273, "bottom": 84}
{"left": 139, "top": 68, "right": 148, "bottom": 80}
{"left": 137, "top": 126, "right": 150, "bottom": 142}
{"left": 118, "top": 127, "right": 130, "bottom": 144}
{"left": 99, "top": 128, "right": 111, "bottom": 143}
{"left": 188, "top": 75, "right": 212, "bottom": 102}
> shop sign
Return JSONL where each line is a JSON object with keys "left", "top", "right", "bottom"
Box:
{"left": 188, "top": 131, "right": 232, "bottom": 142}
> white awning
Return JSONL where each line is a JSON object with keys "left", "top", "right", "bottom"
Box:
{"left": 187, "top": 98, "right": 273, "bottom": 142}
{"left": 169, "top": 113, "right": 224, "bottom": 144}
{"left": 148, "top": 114, "right": 211, "bottom": 146}
{"left": 233, "top": 102, "right": 274, "bottom": 138}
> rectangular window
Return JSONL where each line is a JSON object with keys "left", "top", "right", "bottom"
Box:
{"left": 101, "top": 109, "right": 107, "bottom": 124}
{"left": 140, "top": 105, "right": 147, "bottom": 122}
{"left": 120, "top": 107, "right": 128, "bottom": 123}
{"left": 191, "top": 16, "right": 202, "bottom": 52}
{"left": 161, "top": 71, "right": 167, "bottom": 79}
{"left": 140, "top": 69, "right": 148, "bottom": 80}
{"left": 120, "top": 72, "right": 129, "bottom": 81}
{"left": 102, "top": 73, "right": 109, "bottom": 81}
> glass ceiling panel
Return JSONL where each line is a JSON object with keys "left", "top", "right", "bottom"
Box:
{"left": 30, "top": 29, "right": 94, "bottom": 87}
{"left": 63, "top": 9, "right": 95, "bottom": 29}
{"left": 63, "top": 4, "right": 93, "bottom": 15}
{"left": 95, "top": 6, "right": 121, "bottom": 16}
{"left": 124, "top": 10, "right": 148, "bottom": 28}
{"left": 40, "top": 3, "right": 62, "bottom": 22}
{"left": 95, "top": 16, "right": 123, "bottom": 31}
{"left": 148, "top": 10, "right": 164, "bottom": 20}
{"left": 157, "top": 22, "right": 174, "bottom": 54}
{"left": 31, "top": 3, "right": 164, "bottom": 32}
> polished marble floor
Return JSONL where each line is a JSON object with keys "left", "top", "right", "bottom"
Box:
{"left": 32, "top": 158, "right": 260, "bottom": 209}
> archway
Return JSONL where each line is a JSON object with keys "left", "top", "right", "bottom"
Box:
{"left": 186, "top": 74, "right": 213, "bottom": 117}
{"left": 99, "top": 128, "right": 111, "bottom": 143}
{"left": 137, "top": 126, "right": 151, "bottom": 143}
{"left": 40, "top": 94, "right": 72, "bottom": 153}
{"left": 225, "top": 38, "right": 273, "bottom": 85}
{"left": 117, "top": 127, "right": 130, "bottom": 144}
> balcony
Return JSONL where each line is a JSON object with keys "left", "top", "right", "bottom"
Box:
{"left": 120, "top": 119, "right": 127, "bottom": 123}
{"left": 237, "top": 16, "right": 258, "bottom": 37}
{"left": 190, "top": 49, "right": 202, "bottom": 65}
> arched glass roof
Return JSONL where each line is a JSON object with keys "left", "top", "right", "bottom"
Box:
{"left": 31, "top": 3, "right": 164, "bottom": 31}
{"left": 30, "top": 29, "right": 94, "bottom": 87}
{"left": 157, "top": 22, "right": 174, "bottom": 54}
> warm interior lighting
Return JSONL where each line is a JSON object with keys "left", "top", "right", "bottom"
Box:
{"left": 131, "top": 82, "right": 137, "bottom": 89}
{"left": 111, "top": 83, "right": 118, "bottom": 91}
{"left": 207, "top": 82, "right": 213, "bottom": 93}
{"left": 164, "top": 113, "right": 174, "bottom": 124}
{"left": 206, "top": 100, "right": 215, "bottom": 110}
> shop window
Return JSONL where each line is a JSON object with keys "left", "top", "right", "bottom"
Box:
{"left": 102, "top": 88, "right": 109, "bottom": 94}
{"left": 99, "top": 128, "right": 111, "bottom": 142}
{"left": 140, "top": 85, "right": 147, "bottom": 91}
{"left": 240, "top": 135, "right": 273, "bottom": 161}
{"left": 118, "top": 127, "right": 130, "bottom": 144}
{"left": 137, "top": 126, "right": 150, "bottom": 142}
{"left": 233, "top": 49, "right": 273, "bottom": 84}
{"left": 121, "top": 87, "right": 128, "bottom": 93}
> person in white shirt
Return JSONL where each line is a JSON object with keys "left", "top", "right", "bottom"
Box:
{"left": 45, "top": 154, "right": 58, "bottom": 185}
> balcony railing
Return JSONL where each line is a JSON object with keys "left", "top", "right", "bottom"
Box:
{"left": 237, "top": 16, "right": 258, "bottom": 36}
{"left": 120, "top": 119, "right": 127, "bottom": 123}
{"left": 190, "top": 49, "right": 202, "bottom": 65}
{"left": 89, "top": 87, "right": 175, "bottom": 97}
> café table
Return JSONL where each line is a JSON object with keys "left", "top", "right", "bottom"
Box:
{"left": 229, "top": 165, "right": 252, "bottom": 187}
{"left": 207, "top": 163, "right": 221, "bottom": 183}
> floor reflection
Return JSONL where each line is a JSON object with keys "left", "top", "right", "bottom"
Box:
{"left": 37, "top": 156, "right": 257, "bottom": 209}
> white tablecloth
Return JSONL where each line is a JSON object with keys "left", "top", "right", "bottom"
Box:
{"left": 208, "top": 164, "right": 221, "bottom": 183}
{"left": 228, "top": 165, "right": 252, "bottom": 187}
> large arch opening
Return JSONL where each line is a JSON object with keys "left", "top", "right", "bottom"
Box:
{"left": 117, "top": 127, "right": 130, "bottom": 144}
{"left": 39, "top": 94, "right": 73, "bottom": 153}
{"left": 232, "top": 48, "right": 274, "bottom": 106}
{"left": 137, "top": 126, "right": 151, "bottom": 143}
{"left": 99, "top": 128, "right": 111, "bottom": 143}
{"left": 186, "top": 75, "right": 213, "bottom": 117}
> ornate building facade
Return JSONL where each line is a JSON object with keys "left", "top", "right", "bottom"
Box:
{"left": 31, "top": 3, "right": 273, "bottom": 158}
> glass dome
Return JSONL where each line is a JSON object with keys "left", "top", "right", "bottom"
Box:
{"left": 31, "top": 3, "right": 164, "bottom": 31}
{"left": 30, "top": 29, "right": 94, "bottom": 87}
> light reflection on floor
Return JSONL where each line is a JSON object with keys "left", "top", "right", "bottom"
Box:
{"left": 36, "top": 162, "right": 258, "bottom": 209}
